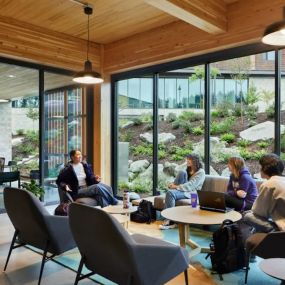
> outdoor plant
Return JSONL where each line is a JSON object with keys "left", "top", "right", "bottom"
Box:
{"left": 210, "top": 117, "right": 235, "bottom": 135}
{"left": 131, "top": 144, "right": 152, "bottom": 156}
{"left": 220, "top": 133, "right": 235, "bottom": 143}
{"left": 266, "top": 104, "right": 275, "bottom": 118}
{"left": 16, "top": 129, "right": 25, "bottom": 135}
{"left": 180, "top": 121, "right": 192, "bottom": 133}
{"left": 193, "top": 127, "right": 203, "bottom": 135}
{"left": 281, "top": 134, "right": 285, "bottom": 152}
{"left": 257, "top": 140, "right": 270, "bottom": 149}
{"left": 171, "top": 120, "right": 180, "bottom": 129}
{"left": 118, "top": 181, "right": 130, "bottom": 191}
{"left": 166, "top": 112, "right": 177, "bottom": 123}
{"left": 238, "top": 148, "right": 253, "bottom": 160}
{"left": 120, "top": 131, "right": 133, "bottom": 142}
{"left": 133, "top": 117, "right": 143, "bottom": 126}
{"left": 253, "top": 150, "right": 267, "bottom": 160}
{"left": 237, "top": 139, "right": 251, "bottom": 147}
{"left": 21, "top": 179, "right": 45, "bottom": 199}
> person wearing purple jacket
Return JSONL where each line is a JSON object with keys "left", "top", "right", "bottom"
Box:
{"left": 225, "top": 156, "right": 258, "bottom": 211}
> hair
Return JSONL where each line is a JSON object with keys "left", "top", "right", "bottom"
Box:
{"left": 69, "top": 149, "right": 80, "bottom": 159}
{"left": 186, "top": 153, "right": 203, "bottom": 177}
{"left": 228, "top": 156, "right": 245, "bottom": 179}
{"left": 259, "top": 153, "right": 284, "bottom": 177}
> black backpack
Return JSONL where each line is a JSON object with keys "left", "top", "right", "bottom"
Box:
{"left": 209, "top": 219, "right": 246, "bottom": 278}
{"left": 130, "top": 200, "right": 156, "bottom": 224}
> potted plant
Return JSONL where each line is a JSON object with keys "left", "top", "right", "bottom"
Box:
{"left": 21, "top": 179, "right": 45, "bottom": 199}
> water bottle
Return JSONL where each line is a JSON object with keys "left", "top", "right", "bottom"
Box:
{"left": 123, "top": 190, "right": 130, "bottom": 209}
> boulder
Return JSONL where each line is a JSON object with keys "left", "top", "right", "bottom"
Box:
{"left": 120, "top": 121, "right": 134, "bottom": 129}
{"left": 240, "top": 121, "right": 285, "bottom": 142}
{"left": 140, "top": 132, "right": 176, "bottom": 144}
{"left": 129, "top": 159, "right": 150, "bottom": 173}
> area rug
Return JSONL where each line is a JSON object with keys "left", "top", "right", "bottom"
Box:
{"left": 54, "top": 221, "right": 280, "bottom": 285}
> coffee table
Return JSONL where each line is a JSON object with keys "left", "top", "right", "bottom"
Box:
{"left": 259, "top": 258, "right": 285, "bottom": 283}
{"left": 103, "top": 205, "right": 137, "bottom": 228}
{"left": 161, "top": 206, "right": 242, "bottom": 257}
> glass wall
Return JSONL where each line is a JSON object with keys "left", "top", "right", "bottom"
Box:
{"left": 113, "top": 47, "right": 282, "bottom": 196}
{"left": 44, "top": 72, "right": 84, "bottom": 203}
{"left": 116, "top": 76, "right": 153, "bottom": 197}
{"left": 210, "top": 53, "right": 275, "bottom": 177}
{"left": 157, "top": 67, "right": 205, "bottom": 193}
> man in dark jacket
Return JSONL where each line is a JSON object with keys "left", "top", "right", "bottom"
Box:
{"left": 56, "top": 149, "right": 118, "bottom": 207}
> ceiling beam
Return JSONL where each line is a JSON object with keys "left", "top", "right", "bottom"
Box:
{"left": 144, "top": 0, "right": 227, "bottom": 34}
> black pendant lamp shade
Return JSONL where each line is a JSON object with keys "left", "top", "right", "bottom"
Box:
{"left": 73, "top": 6, "right": 103, "bottom": 84}
{"left": 262, "top": 8, "right": 285, "bottom": 46}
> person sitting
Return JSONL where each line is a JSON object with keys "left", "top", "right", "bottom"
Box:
{"left": 159, "top": 153, "right": 205, "bottom": 230}
{"left": 243, "top": 153, "right": 285, "bottom": 233}
{"left": 56, "top": 149, "right": 118, "bottom": 207}
{"left": 225, "top": 156, "right": 258, "bottom": 212}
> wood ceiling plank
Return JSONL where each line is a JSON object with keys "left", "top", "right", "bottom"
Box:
{"left": 144, "top": 0, "right": 227, "bottom": 34}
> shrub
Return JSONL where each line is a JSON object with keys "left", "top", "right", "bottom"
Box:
{"left": 133, "top": 117, "right": 143, "bottom": 125}
{"left": 178, "top": 111, "right": 202, "bottom": 122}
{"left": 193, "top": 127, "right": 203, "bottom": 135}
{"left": 166, "top": 113, "right": 177, "bottom": 123}
{"left": 257, "top": 140, "right": 271, "bottom": 149}
{"left": 171, "top": 154, "right": 185, "bottom": 161}
{"left": 211, "top": 110, "right": 219, "bottom": 118}
{"left": 237, "top": 139, "right": 251, "bottom": 147}
{"left": 171, "top": 120, "right": 180, "bottom": 129}
{"left": 158, "top": 149, "right": 167, "bottom": 159}
{"left": 210, "top": 117, "right": 235, "bottom": 135}
{"left": 131, "top": 144, "right": 152, "bottom": 156}
{"left": 239, "top": 148, "right": 253, "bottom": 160}
{"left": 266, "top": 104, "right": 275, "bottom": 118}
{"left": 118, "top": 181, "right": 130, "bottom": 190}
{"left": 219, "top": 153, "right": 233, "bottom": 163}
{"left": 25, "top": 130, "right": 39, "bottom": 144}
{"left": 16, "top": 129, "right": 25, "bottom": 135}
{"left": 141, "top": 113, "right": 153, "bottom": 123}
{"left": 214, "top": 102, "right": 233, "bottom": 117}
{"left": 220, "top": 133, "right": 235, "bottom": 143}
{"left": 245, "top": 105, "right": 259, "bottom": 120}
{"left": 180, "top": 121, "right": 192, "bottom": 133}
{"left": 132, "top": 180, "right": 151, "bottom": 193}
{"left": 281, "top": 134, "right": 285, "bottom": 152}
{"left": 183, "top": 140, "right": 194, "bottom": 150}
{"left": 143, "top": 123, "right": 153, "bottom": 131}
{"left": 120, "top": 131, "right": 133, "bottom": 142}
{"left": 253, "top": 150, "right": 267, "bottom": 160}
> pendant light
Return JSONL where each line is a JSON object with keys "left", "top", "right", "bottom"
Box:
{"left": 262, "top": 7, "right": 285, "bottom": 46}
{"left": 73, "top": 6, "right": 103, "bottom": 84}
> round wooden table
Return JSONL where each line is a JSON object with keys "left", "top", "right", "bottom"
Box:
{"left": 161, "top": 206, "right": 242, "bottom": 257}
{"left": 112, "top": 214, "right": 130, "bottom": 229}
{"left": 259, "top": 258, "right": 285, "bottom": 282}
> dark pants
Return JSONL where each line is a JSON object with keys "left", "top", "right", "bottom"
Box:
{"left": 78, "top": 183, "right": 118, "bottom": 207}
{"left": 225, "top": 194, "right": 252, "bottom": 211}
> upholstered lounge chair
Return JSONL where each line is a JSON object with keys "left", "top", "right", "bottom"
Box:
{"left": 69, "top": 203, "right": 190, "bottom": 285}
{"left": 3, "top": 187, "right": 77, "bottom": 285}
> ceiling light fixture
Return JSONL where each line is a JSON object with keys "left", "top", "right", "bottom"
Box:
{"left": 73, "top": 6, "right": 103, "bottom": 84}
{"left": 262, "top": 8, "right": 285, "bottom": 46}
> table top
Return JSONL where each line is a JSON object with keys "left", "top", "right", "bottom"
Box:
{"left": 103, "top": 204, "right": 137, "bottom": 214}
{"left": 161, "top": 206, "right": 241, "bottom": 225}
{"left": 132, "top": 196, "right": 155, "bottom": 206}
{"left": 111, "top": 214, "right": 129, "bottom": 225}
{"left": 259, "top": 258, "right": 285, "bottom": 281}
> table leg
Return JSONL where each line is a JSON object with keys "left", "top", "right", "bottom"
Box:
{"left": 178, "top": 223, "right": 187, "bottom": 248}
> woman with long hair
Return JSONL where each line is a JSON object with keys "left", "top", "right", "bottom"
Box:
{"left": 159, "top": 153, "right": 205, "bottom": 230}
{"left": 225, "top": 156, "right": 258, "bottom": 211}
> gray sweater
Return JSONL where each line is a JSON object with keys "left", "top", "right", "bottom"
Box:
{"left": 252, "top": 175, "right": 285, "bottom": 231}
{"left": 177, "top": 168, "right": 205, "bottom": 198}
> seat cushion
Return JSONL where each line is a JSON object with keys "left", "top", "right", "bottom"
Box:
{"left": 75, "top": 197, "right": 98, "bottom": 206}
{"left": 154, "top": 196, "right": 191, "bottom": 210}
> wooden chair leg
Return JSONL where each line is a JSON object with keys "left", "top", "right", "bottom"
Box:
{"left": 184, "top": 269, "right": 189, "bottom": 285}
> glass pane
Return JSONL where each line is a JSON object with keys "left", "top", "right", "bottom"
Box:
{"left": 44, "top": 72, "right": 84, "bottom": 203}
{"left": 158, "top": 66, "right": 205, "bottom": 193}
{"left": 210, "top": 53, "right": 275, "bottom": 177}
{"left": 0, "top": 63, "right": 39, "bottom": 210}
{"left": 116, "top": 76, "right": 153, "bottom": 197}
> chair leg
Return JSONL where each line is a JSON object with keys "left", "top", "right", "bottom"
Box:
{"left": 74, "top": 257, "right": 84, "bottom": 285}
{"left": 38, "top": 241, "right": 49, "bottom": 285}
{"left": 245, "top": 251, "right": 250, "bottom": 284}
{"left": 184, "top": 269, "right": 189, "bottom": 285}
{"left": 4, "top": 230, "right": 18, "bottom": 271}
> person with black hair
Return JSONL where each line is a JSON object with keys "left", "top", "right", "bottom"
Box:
{"left": 159, "top": 153, "right": 205, "bottom": 230}
{"left": 244, "top": 153, "right": 285, "bottom": 233}
{"left": 56, "top": 150, "right": 118, "bottom": 207}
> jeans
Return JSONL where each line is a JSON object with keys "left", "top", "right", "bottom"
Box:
{"left": 243, "top": 211, "right": 278, "bottom": 233}
{"left": 165, "top": 170, "right": 188, "bottom": 208}
{"left": 78, "top": 182, "right": 118, "bottom": 207}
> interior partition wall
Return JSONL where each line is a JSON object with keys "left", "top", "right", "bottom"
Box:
{"left": 112, "top": 43, "right": 283, "bottom": 197}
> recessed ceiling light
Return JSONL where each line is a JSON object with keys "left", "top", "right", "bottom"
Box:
{"left": 7, "top": 74, "right": 16, "bottom": 78}
{"left": 0, "top": 99, "right": 9, "bottom": 103}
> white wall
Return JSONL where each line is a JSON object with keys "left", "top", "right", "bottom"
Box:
{"left": 0, "top": 102, "right": 12, "bottom": 161}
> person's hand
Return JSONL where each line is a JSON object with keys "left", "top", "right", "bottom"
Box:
{"left": 65, "top": 185, "right": 72, "bottom": 192}
{"left": 95, "top": 175, "right": 101, "bottom": 182}
{"left": 168, "top": 183, "right": 178, "bottom": 189}
{"left": 236, "top": 190, "right": 246, "bottom": 198}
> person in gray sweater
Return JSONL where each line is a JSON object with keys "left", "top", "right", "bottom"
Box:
{"left": 159, "top": 153, "right": 205, "bottom": 230}
{"left": 244, "top": 153, "right": 285, "bottom": 233}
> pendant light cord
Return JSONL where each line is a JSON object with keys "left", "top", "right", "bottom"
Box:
{"left": 87, "top": 12, "right": 90, "bottom": 61}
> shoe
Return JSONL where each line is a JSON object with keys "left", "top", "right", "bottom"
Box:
{"left": 159, "top": 220, "right": 177, "bottom": 230}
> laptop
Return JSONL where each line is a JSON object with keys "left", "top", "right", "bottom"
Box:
{"left": 197, "top": 191, "right": 233, "bottom": 213}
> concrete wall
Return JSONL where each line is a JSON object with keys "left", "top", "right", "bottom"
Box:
{"left": 0, "top": 102, "right": 12, "bottom": 161}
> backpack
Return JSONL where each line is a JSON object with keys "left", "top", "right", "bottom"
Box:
{"left": 130, "top": 199, "right": 156, "bottom": 224}
{"left": 209, "top": 219, "right": 246, "bottom": 277}
{"left": 54, "top": 202, "right": 70, "bottom": 216}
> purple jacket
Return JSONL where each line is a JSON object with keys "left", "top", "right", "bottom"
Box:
{"left": 226, "top": 167, "right": 258, "bottom": 210}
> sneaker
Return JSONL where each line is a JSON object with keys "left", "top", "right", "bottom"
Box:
{"left": 159, "top": 220, "right": 177, "bottom": 230}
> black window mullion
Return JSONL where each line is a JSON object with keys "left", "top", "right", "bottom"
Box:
{"left": 204, "top": 63, "right": 211, "bottom": 174}
{"left": 275, "top": 49, "right": 281, "bottom": 155}
{"left": 153, "top": 73, "right": 159, "bottom": 195}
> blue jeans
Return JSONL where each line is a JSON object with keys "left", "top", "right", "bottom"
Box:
{"left": 165, "top": 170, "right": 188, "bottom": 209}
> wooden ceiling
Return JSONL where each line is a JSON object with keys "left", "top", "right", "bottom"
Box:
{"left": 0, "top": 0, "right": 238, "bottom": 45}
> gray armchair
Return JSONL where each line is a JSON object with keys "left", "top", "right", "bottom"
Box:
{"left": 245, "top": 231, "right": 285, "bottom": 284}
{"left": 69, "top": 203, "right": 190, "bottom": 285}
{"left": 3, "top": 187, "right": 77, "bottom": 285}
